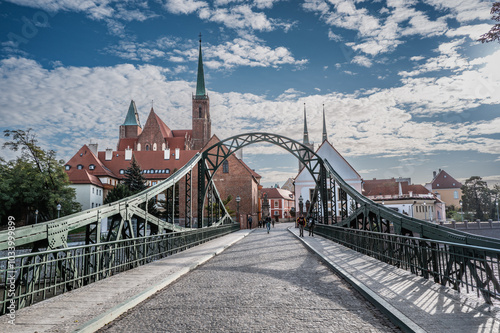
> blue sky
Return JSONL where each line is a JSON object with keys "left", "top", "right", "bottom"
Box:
{"left": 0, "top": 0, "right": 499, "bottom": 188}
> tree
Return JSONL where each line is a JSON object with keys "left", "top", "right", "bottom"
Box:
{"left": 478, "top": 2, "right": 500, "bottom": 43}
{"left": 1, "top": 129, "right": 81, "bottom": 226}
{"left": 461, "top": 176, "right": 491, "bottom": 221}
{"left": 104, "top": 183, "right": 132, "bottom": 204}
{"left": 124, "top": 155, "right": 147, "bottom": 193}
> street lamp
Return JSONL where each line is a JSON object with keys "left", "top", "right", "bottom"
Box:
{"left": 57, "top": 204, "right": 61, "bottom": 218}
{"left": 459, "top": 200, "right": 463, "bottom": 222}
{"left": 305, "top": 199, "right": 311, "bottom": 217}
{"left": 424, "top": 202, "right": 427, "bottom": 221}
{"left": 298, "top": 195, "right": 303, "bottom": 215}
{"left": 35, "top": 209, "right": 38, "bottom": 224}
{"left": 496, "top": 200, "right": 499, "bottom": 222}
{"left": 236, "top": 195, "right": 241, "bottom": 223}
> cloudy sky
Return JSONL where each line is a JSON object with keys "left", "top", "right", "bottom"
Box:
{"left": 0, "top": 0, "right": 499, "bottom": 188}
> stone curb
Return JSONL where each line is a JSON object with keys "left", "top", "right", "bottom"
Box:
{"left": 73, "top": 230, "right": 253, "bottom": 333}
{"left": 287, "top": 227, "right": 426, "bottom": 333}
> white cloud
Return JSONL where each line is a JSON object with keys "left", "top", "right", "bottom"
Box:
{"left": 351, "top": 55, "right": 372, "bottom": 67}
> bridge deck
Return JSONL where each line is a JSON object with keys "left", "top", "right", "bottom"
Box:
{"left": 2, "top": 223, "right": 499, "bottom": 333}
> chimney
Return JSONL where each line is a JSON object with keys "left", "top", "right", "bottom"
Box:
{"left": 105, "top": 148, "right": 113, "bottom": 161}
{"left": 433, "top": 171, "right": 436, "bottom": 178}
{"left": 235, "top": 149, "right": 243, "bottom": 160}
{"left": 125, "top": 148, "right": 132, "bottom": 161}
{"left": 88, "top": 143, "right": 98, "bottom": 156}
{"left": 164, "top": 148, "right": 170, "bottom": 160}
{"left": 175, "top": 148, "right": 180, "bottom": 160}
{"left": 409, "top": 191, "right": 413, "bottom": 197}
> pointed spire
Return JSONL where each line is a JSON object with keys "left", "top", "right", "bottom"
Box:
{"left": 303, "top": 103, "right": 310, "bottom": 145}
{"left": 122, "top": 100, "right": 141, "bottom": 127}
{"left": 322, "top": 104, "right": 328, "bottom": 142}
{"left": 195, "top": 33, "right": 206, "bottom": 98}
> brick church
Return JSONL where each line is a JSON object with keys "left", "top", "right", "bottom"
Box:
{"left": 65, "top": 38, "right": 261, "bottom": 223}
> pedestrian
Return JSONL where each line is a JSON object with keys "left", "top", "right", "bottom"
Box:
{"left": 266, "top": 216, "right": 271, "bottom": 233}
{"left": 308, "top": 217, "right": 315, "bottom": 237}
{"left": 247, "top": 215, "right": 252, "bottom": 229}
{"left": 297, "top": 214, "right": 306, "bottom": 237}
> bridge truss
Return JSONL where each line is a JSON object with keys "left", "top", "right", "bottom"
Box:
{"left": 1, "top": 132, "right": 500, "bottom": 314}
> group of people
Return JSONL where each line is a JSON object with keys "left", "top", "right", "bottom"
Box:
{"left": 247, "top": 215, "right": 275, "bottom": 234}
{"left": 296, "top": 215, "right": 315, "bottom": 237}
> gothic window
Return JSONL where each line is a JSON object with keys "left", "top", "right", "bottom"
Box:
{"left": 222, "top": 160, "right": 229, "bottom": 173}
{"left": 162, "top": 143, "right": 166, "bottom": 151}
{"left": 153, "top": 143, "right": 157, "bottom": 151}
{"left": 137, "top": 143, "right": 141, "bottom": 151}
{"left": 145, "top": 144, "right": 150, "bottom": 151}
{"left": 199, "top": 105, "right": 202, "bottom": 118}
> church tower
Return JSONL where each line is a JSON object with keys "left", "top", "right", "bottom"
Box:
{"left": 192, "top": 35, "right": 211, "bottom": 150}
{"left": 119, "top": 100, "right": 142, "bottom": 140}
{"left": 299, "top": 104, "right": 314, "bottom": 172}
{"left": 322, "top": 104, "right": 328, "bottom": 143}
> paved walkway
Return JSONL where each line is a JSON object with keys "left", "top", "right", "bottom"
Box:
{"left": 98, "top": 223, "right": 398, "bottom": 333}
{"left": 289, "top": 225, "right": 500, "bottom": 333}
{"left": 2, "top": 223, "right": 500, "bottom": 332}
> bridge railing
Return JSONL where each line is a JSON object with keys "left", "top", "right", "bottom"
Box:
{"left": 0, "top": 223, "right": 240, "bottom": 315}
{"left": 314, "top": 224, "right": 500, "bottom": 304}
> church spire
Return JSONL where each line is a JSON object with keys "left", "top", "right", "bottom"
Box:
{"left": 122, "top": 100, "right": 141, "bottom": 127}
{"left": 303, "top": 103, "right": 310, "bottom": 145}
{"left": 322, "top": 104, "right": 328, "bottom": 142}
{"left": 195, "top": 33, "right": 206, "bottom": 98}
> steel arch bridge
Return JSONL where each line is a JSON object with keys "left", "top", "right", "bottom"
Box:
{"left": 1, "top": 132, "right": 500, "bottom": 313}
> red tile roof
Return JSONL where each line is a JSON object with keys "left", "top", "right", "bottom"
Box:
{"left": 430, "top": 170, "right": 462, "bottom": 189}
{"left": 117, "top": 138, "right": 138, "bottom": 151}
{"left": 262, "top": 187, "right": 294, "bottom": 200}
{"left": 65, "top": 145, "right": 117, "bottom": 180}
{"left": 363, "top": 178, "right": 431, "bottom": 197}
{"left": 67, "top": 169, "right": 103, "bottom": 187}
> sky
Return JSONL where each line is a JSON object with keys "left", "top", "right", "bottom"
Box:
{"left": 0, "top": 0, "right": 499, "bottom": 189}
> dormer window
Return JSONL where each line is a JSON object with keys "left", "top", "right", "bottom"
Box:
{"left": 89, "top": 164, "right": 95, "bottom": 170}
{"left": 120, "top": 169, "right": 125, "bottom": 174}
{"left": 77, "top": 164, "right": 83, "bottom": 170}
{"left": 65, "top": 165, "right": 71, "bottom": 171}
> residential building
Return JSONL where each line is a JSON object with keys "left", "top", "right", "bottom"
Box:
{"left": 363, "top": 177, "right": 446, "bottom": 222}
{"left": 425, "top": 169, "right": 463, "bottom": 208}
{"left": 261, "top": 187, "right": 295, "bottom": 220}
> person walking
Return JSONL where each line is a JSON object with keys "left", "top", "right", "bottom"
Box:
{"left": 308, "top": 217, "right": 315, "bottom": 237}
{"left": 297, "top": 215, "right": 306, "bottom": 237}
{"left": 266, "top": 216, "right": 271, "bottom": 234}
{"left": 247, "top": 215, "right": 252, "bottom": 229}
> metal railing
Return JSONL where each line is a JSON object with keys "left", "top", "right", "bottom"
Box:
{"left": 314, "top": 225, "right": 500, "bottom": 304}
{"left": 0, "top": 223, "right": 240, "bottom": 315}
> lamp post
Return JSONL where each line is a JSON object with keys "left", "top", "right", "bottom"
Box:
{"left": 298, "top": 194, "right": 303, "bottom": 228}
{"left": 496, "top": 200, "right": 499, "bottom": 223}
{"left": 57, "top": 204, "right": 61, "bottom": 218}
{"left": 35, "top": 209, "right": 38, "bottom": 224}
{"left": 236, "top": 195, "right": 241, "bottom": 224}
{"left": 424, "top": 202, "right": 427, "bottom": 221}
{"left": 305, "top": 199, "right": 310, "bottom": 217}
{"left": 459, "top": 200, "right": 463, "bottom": 222}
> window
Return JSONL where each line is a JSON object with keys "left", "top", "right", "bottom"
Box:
{"left": 92, "top": 203, "right": 94, "bottom": 208}
{"left": 199, "top": 105, "right": 202, "bottom": 118}
{"left": 274, "top": 200, "right": 279, "bottom": 208}
{"left": 120, "top": 169, "right": 125, "bottom": 174}
{"left": 165, "top": 169, "right": 170, "bottom": 174}
{"left": 89, "top": 164, "right": 95, "bottom": 170}
{"left": 145, "top": 144, "right": 150, "bottom": 151}
{"left": 454, "top": 191, "right": 459, "bottom": 199}
{"left": 77, "top": 164, "right": 83, "bottom": 170}
{"left": 150, "top": 169, "right": 154, "bottom": 174}
{"left": 222, "top": 160, "right": 229, "bottom": 173}
{"left": 436, "top": 184, "right": 440, "bottom": 187}
{"left": 92, "top": 187, "right": 94, "bottom": 194}
{"left": 65, "top": 165, "right": 71, "bottom": 170}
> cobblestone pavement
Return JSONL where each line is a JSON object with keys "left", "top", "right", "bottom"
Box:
{"left": 99, "top": 223, "right": 401, "bottom": 332}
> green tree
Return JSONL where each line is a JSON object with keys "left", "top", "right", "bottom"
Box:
{"left": 490, "top": 184, "right": 500, "bottom": 221}
{"left": 205, "top": 195, "right": 235, "bottom": 218}
{"left": 124, "top": 155, "right": 147, "bottom": 193}
{"left": 104, "top": 183, "right": 132, "bottom": 204}
{"left": 479, "top": 2, "right": 500, "bottom": 43}
{"left": 1, "top": 129, "right": 81, "bottom": 225}
{"left": 461, "top": 176, "right": 491, "bottom": 221}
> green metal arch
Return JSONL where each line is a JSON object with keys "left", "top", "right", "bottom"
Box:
{"left": 198, "top": 132, "right": 329, "bottom": 226}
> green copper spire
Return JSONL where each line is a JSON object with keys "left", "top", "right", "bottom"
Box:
{"left": 322, "top": 104, "right": 328, "bottom": 142}
{"left": 303, "top": 103, "right": 310, "bottom": 144}
{"left": 123, "top": 100, "right": 141, "bottom": 127}
{"left": 195, "top": 34, "right": 206, "bottom": 97}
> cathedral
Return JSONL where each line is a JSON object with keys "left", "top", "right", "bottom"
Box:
{"left": 65, "top": 38, "right": 260, "bottom": 222}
